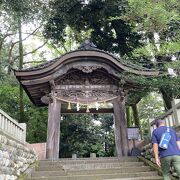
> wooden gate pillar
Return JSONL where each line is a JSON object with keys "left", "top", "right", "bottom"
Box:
{"left": 46, "top": 98, "right": 61, "bottom": 160}
{"left": 113, "top": 98, "right": 129, "bottom": 156}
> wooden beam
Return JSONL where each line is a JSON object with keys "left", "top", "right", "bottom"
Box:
{"left": 61, "top": 108, "right": 114, "bottom": 114}
{"left": 55, "top": 85, "right": 118, "bottom": 91}
{"left": 49, "top": 80, "right": 55, "bottom": 89}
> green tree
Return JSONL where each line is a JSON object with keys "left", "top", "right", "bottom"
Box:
{"left": 138, "top": 92, "right": 165, "bottom": 139}
{"left": 26, "top": 107, "right": 48, "bottom": 143}
{"left": 44, "top": 0, "right": 141, "bottom": 56}
{"left": 0, "top": 78, "right": 20, "bottom": 119}
{"left": 98, "top": 114, "right": 115, "bottom": 156}
{"left": 60, "top": 114, "right": 105, "bottom": 158}
{"left": 124, "top": 0, "right": 180, "bottom": 109}
{"left": 0, "top": 0, "right": 45, "bottom": 122}
{"left": 0, "top": 76, "right": 48, "bottom": 142}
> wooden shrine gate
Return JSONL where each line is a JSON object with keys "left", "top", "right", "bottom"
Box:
{"left": 14, "top": 42, "right": 159, "bottom": 160}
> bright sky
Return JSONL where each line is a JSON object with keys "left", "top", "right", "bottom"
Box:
{"left": 21, "top": 23, "right": 61, "bottom": 69}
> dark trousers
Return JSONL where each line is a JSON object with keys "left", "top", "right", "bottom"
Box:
{"left": 160, "top": 155, "right": 180, "bottom": 180}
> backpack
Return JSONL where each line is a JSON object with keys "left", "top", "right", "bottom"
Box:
{"left": 159, "top": 127, "right": 171, "bottom": 149}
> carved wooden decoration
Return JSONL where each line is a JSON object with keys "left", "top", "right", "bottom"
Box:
{"left": 53, "top": 70, "right": 120, "bottom": 104}
{"left": 75, "top": 65, "right": 101, "bottom": 73}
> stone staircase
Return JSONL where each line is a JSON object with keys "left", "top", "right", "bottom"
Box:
{"left": 27, "top": 157, "right": 163, "bottom": 180}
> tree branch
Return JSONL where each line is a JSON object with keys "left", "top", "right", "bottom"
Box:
{"left": 0, "top": 25, "right": 13, "bottom": 51}
{"left": 23, "top": 60, "right": 46, "bottom": 65}
{"left": 48, "top": 43, "right": 63, "bottom": 55}
{"left": 61, "top": 42, "right": 68, "bottom": 53}
{"left": 21, "top": 32, "right": 44, "bottom": 38}
{"left": 13, "top": 41, "right": 48, "bottom": 62}
{"left": 10, "top": 25, "right": 43, "bottom": 49}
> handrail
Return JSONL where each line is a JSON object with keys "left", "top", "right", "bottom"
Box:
{"left": 149, "top": 99, "right": 180, "bottom": 133}
{"left": 0, "top": 109, "right": 26, "bottom": 143}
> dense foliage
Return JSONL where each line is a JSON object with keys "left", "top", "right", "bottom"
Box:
{"left": 44, "top": 0, "right": 141, "bottom": 56}
{"left": 138, "top": 92, "right": 165, "bottom": 138}
{"left": 0, "top": 76, "right": 48, "bottom": 143}
{"left": 43, "top": 0, "right": 180, "bottom": 109}
{"left": 60, "top": 114, "right": 115, "bottom": 158}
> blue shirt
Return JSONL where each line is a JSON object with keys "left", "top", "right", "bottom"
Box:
{"left": 152, "top": 126, "right": 180, "bottom": 158}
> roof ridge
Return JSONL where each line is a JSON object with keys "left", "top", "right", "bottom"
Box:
{"left": 19, "top": 48, "right": 157, "bottom": 72}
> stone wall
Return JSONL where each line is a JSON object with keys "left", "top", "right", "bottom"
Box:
{"left": 27, "top": 143, "right": 46, "bottom": 160}
{"left": 141, "top": 143, "right": 155, "bottom": 162}
{"left": 0, "top": 133, "right": 37, "bottom": 180}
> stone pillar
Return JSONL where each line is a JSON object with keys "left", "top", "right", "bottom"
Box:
{"left": 113, "top": 98, "right": 129, "bottom": 156}
{"left": 90, "top": 153, "right": 96, "bottom": 158}
{"left": 46, "top": 99, "right": 61, "bottom": 160}
{"left": 19, "top": 123, "right": 26, "bottom": 143}
{"left": 165, "top": 117, "right": 170, "bottom": 127}
{"left": 72, "top": 154, "right": 77, "bottom": 159}
{"left": 168, "top": 115, "right": 173, "bottom": 127}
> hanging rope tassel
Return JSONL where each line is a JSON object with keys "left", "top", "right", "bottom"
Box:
{"left": 67, "top": 102, "right": 71, "bottom": 110}
{"left": 86, "top": 105, "right": 90, "bottom": 113}
{"left": 77, "top": 103, "right": 80, "bottom": 111}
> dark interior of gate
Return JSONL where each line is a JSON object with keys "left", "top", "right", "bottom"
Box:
{"left": 14, "top": 43, "right": 160, "bottom": 159}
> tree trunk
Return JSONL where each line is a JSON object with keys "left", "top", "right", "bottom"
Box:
{"left": 160, "top": 88, "right": 173, "bottom": 110}
{"left": 132, "top": 103, "right": 143, "bottom": 139}
{"left": 18, "top": 17, "right": 24, "bottom": 123}
{"left": 126, "top": 106, "right": 131, "bottom": 127}
{"left": 131, "top": 104, "right": 139, "bottom": 127}
{"left": 104, "top": 132, "right": 107, "bottom": 154}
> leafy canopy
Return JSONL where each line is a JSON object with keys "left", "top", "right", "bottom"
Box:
{"left": 44, "top": 0, "right": 141, "bottom": 55}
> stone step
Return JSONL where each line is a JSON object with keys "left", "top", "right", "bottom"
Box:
{"left": 35, "top": 166, "right": 64, "bottom": 171}
{"left": 39, "top": 157, "right": 138, "bottom": 166}
{"left": 29, "top": 158, "right": 163, "bottom": 180}
{"left": 28, "top": 171, "right": 159, "bottom": 180}
{"left": 62, "top": 162, "right": 145, "bottom": 170}
{"left": 32, "top": 166, "right": 151, "bottom": 177}
{"left": 105, "top": 177, "right": 163, "bottom": 180}
{"left": 36, "top": 162, "right": 144, "bottom": 171}
{"left": 31, "top": 171, "right": 67, "bottom": 177}
{"left": 36, "top": 161, "right": 145, "bottom": 171}
{"left": 67, "top": 166, "right": 151, "bottom": 175}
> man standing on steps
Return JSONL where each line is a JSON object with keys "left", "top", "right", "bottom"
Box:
{"left": 152, "top": 119, "right": 180, "bottom": 180}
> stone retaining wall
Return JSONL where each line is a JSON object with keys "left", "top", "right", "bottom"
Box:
{"left": 141, "top": 143, "right": 155, "bottom": 162}
{"left": 0, "top": 133, "right": 37, "bottom": 180}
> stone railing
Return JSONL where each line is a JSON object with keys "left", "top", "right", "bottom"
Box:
{"left": 0, "top": 109, "right": 37, "bottom": 179}
{"left": 0, "top": 109, "right": 26, "bottom": 143}
{"left": 149, "top": 99, "right": 180, "bottom": 134}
